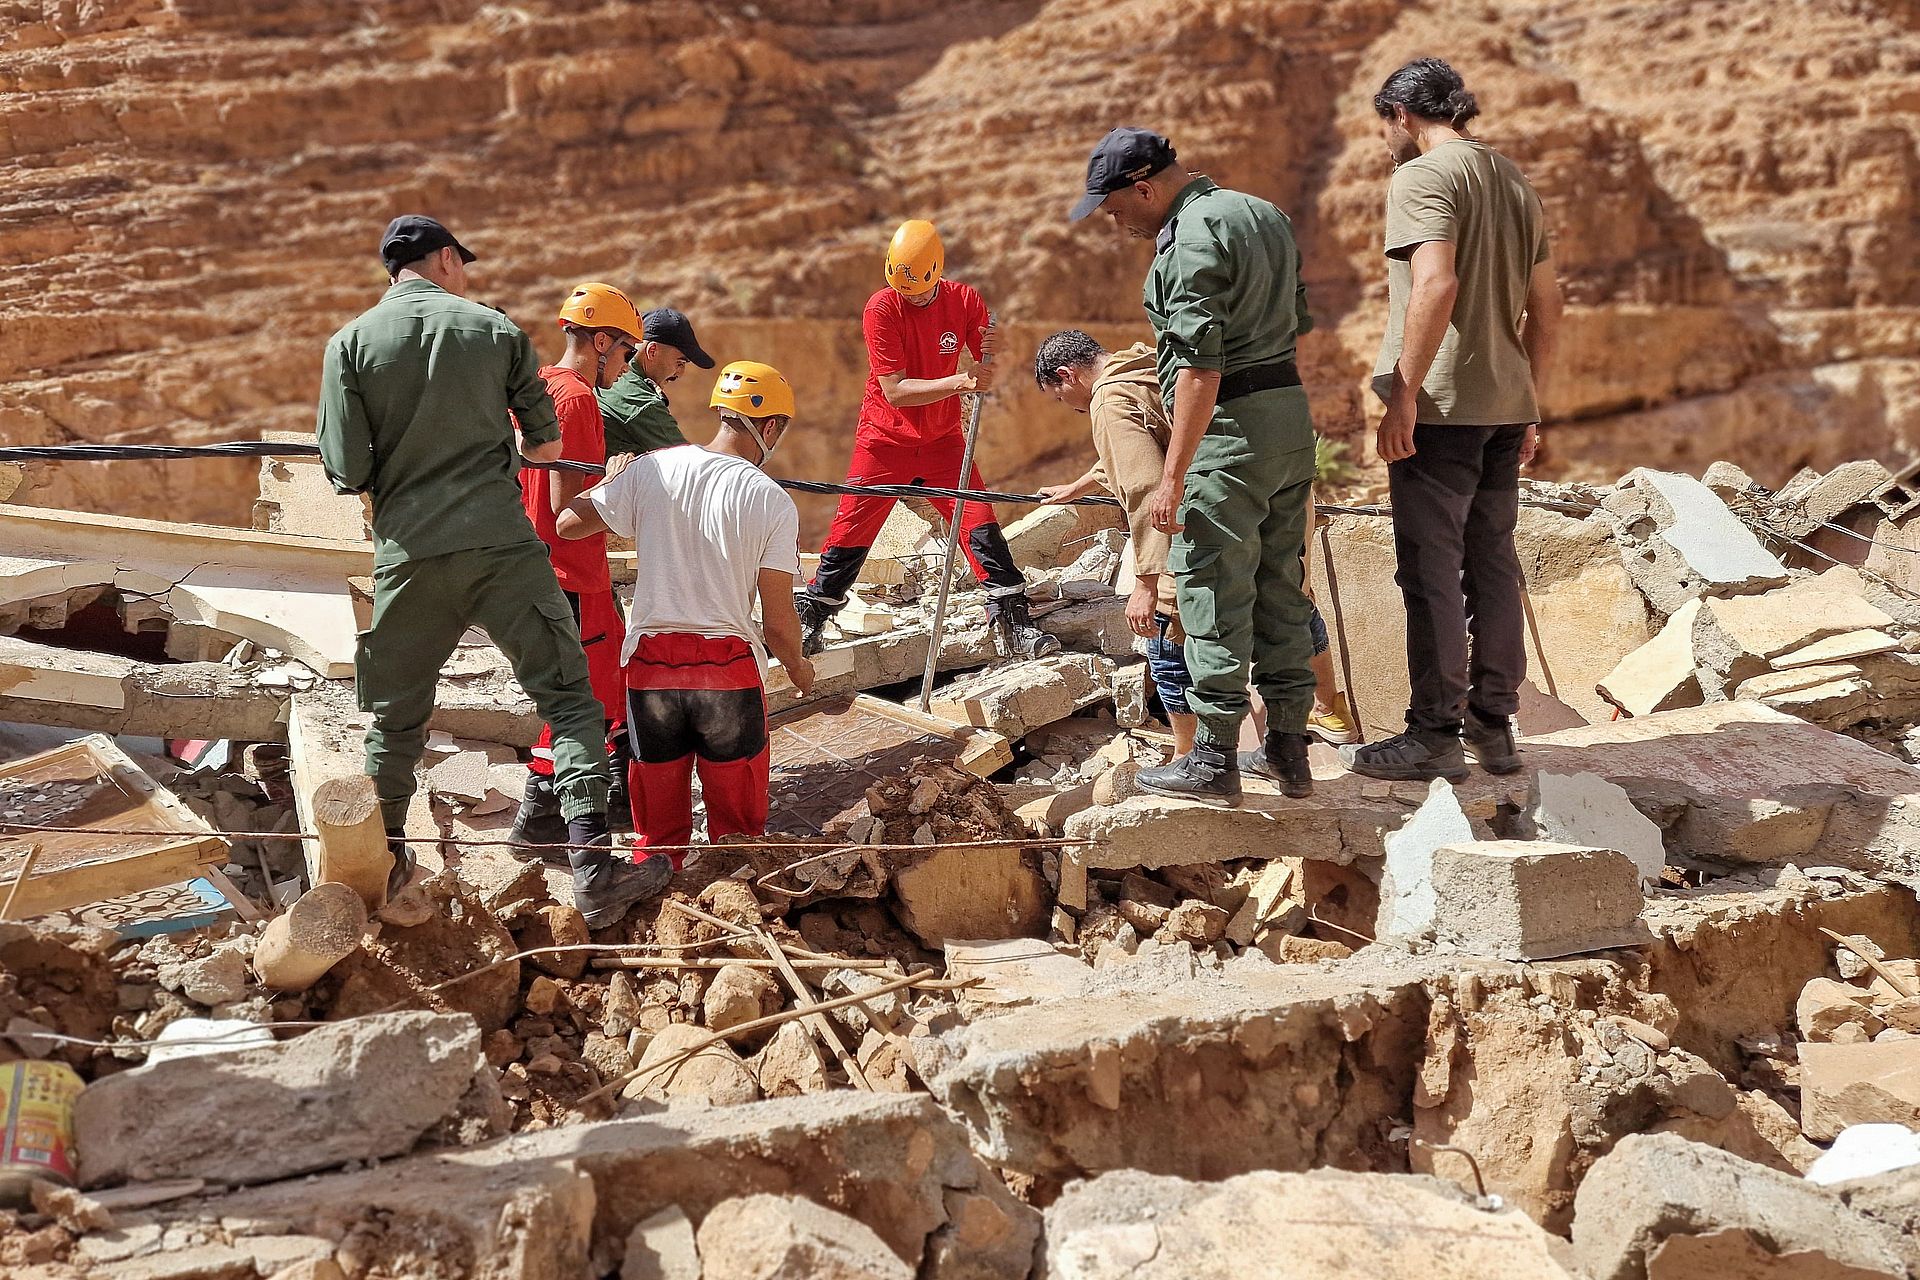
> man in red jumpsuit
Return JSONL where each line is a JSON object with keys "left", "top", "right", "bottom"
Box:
{"left": 509, "top": 281, "right": 643, "bottom": 854}
{"left": 794, "top": 220, "right": 1059, "bottom": 660}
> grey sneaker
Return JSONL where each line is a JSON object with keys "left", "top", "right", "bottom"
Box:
{"left": 1463, "top": 711, "right": 1522, "bottom": 775}
{"left": 1340, "top": 731, "right": 1469, "bottom": 783}
{"left": 1136, "top": 744, "right": 1242, "bottom": 806}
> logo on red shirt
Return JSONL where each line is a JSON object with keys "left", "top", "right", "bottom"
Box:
{"left": 939, "top": 331, "right": 959, "bottom": 355}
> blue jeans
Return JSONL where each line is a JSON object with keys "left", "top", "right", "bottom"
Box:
{"left": 1308, "top": 601, "right": 1329, "bottom": 657}
{"left": 1146, "top": 614, "right": 1194, "bottom": 717}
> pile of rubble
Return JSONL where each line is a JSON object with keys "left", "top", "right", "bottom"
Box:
{"left": 12, "top": 459, "right": 1920, "bottom": 1277}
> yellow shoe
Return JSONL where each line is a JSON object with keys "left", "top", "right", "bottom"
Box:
{"left": 1307, "top": 692, "right": 1356, "bottom": 746}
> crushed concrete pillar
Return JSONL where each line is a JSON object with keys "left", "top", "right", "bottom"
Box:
{"left": 1429, "top": 841, "right": 1645, "bottom": 961}
{"left": 1528, "top": 771, "right": 1666, "bottom": 886}
{"left": 1602, "top": 468, "right": 1789, "bottom": 615}
{"left": 1571, "top": 1132, "right": 1905, "bottom": 1280}
{"left": 1377, "top": 778, "right": 1473, "bottom": 943}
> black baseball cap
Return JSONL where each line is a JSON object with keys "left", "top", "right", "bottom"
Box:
{"left": 379, "top": 215, "right": 476, "bottom": 275}
{"left": 641, "top": 307, "right": 715, "bottom": 369}
{"left": 1069, "top": 127, "right": 1178, "bottom": 222}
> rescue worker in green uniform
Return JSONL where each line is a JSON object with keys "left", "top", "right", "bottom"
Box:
{"left": 315, "top": 216, "right": 671, "bottom": 927}
{"left": 1069, "top": 128, "right": 1318, "bottom": 804}
{"left": 597, "top": 307, "right": 715, "bottom": 456}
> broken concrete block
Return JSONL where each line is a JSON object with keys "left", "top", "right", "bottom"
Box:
{"left": 1772, "top": 628, "right": 1900, "bottom": 669}
{"left": 1804, "top": 460, "right": 1896, "bottom": 529}
{"left": 944, "top": 938, "right": 1092, "bottom": 1017}
{"left": 891, "top": 846, "right": 1051, "bottom": 949}
{"left": 1603, "top": 468, "right": 1790, "bottom": 615}
{"left": 1160, "top": 901, "right": 1229, "bottom": 946}
{"left": 695, "top": 1194, "right": 912, "bottom": 1280}
{"left": 627, "top": 1022, "right": 763, "bottom": 1108}
{"left": 1597, "top": 597, "right": 1704, "bottom": 717}
{"left": 754, "top": 1020, "right": 829, "bottom": 1098}
{"left": 1801, "top": 1040, "right": 1920, "bottom": 1141}
{"left": 1798, "top": 977, "right": 1885, "bottom": 1042}
{"left": 703, "top": 963, "right": 783, "bottom": 1037}
{"left": 1111, "top": 662, "right": 1149, "bottom": 728}
{"left": 427, "top": 749, "right": 492, "bottom": 803}
{"left": 1045, "top": 1167, "right": 1575, "bottom": 1279}
{"left": 623, "top": 1206, "right": 699, "bottom": 1280}
{"left": 1571, "top": 1132, "right": 1905, "bottom": 1280}
{"left": 929, "top": 652, "right": 1113, "bottom": 740}
{"left": 917, "top": 954, "right": 1429, "bottom": 1183}
{"left": 1692, "top": 581, "right": 1893, "bottom": 687}
{"left": 1529, "top": 770, "right": 1667, "bottom": 886}
{"left": 1377, "top": 778, "right": 1472, "bottom": 942}
{"left": 1429, "top": 841, "right": 1644, "bottom": 961}
{"left": 1004, "top": 501, "right": 1120, "bottom": 567}
{"left": 74, "top": 1012, "right": 486, "bottom": 1188}
{"left": 1701, "top": 459, "right": 1756, "bottom": 502}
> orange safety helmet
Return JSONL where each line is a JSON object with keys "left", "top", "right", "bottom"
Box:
{"left": 884, "top": 220, "right": 943, "bottom": 297}
{"left": 556, "top": 282, "right": 642, "bottom": 341}
{"left": 710, "top": 360, "right": 796, "bottom": 421}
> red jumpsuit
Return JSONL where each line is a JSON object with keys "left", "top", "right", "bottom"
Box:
{"left": 519, "top": 366, "right": 629, "bottom": 802}
{"left": 803, "top": 282, "right": 1025, "bottom": 604}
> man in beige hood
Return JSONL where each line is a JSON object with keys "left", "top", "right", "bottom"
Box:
{"left": 1035, "top": 330, "right": 1353, "bottom": 759}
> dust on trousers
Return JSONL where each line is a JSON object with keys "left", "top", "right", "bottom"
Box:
{"left": 624, "top": 632, "right": 769, "bottom": 867}
{"left": 805, "top": 432, "right": 1025, "bottom": 605}
{"left": 529, "top": 587, "right": 632, "bottom": 780}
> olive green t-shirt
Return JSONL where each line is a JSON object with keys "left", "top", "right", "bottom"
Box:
{"left": 1371, "top": 139, "right": 1549, "bottom": 426}
{"left": 598, "top": 368, "right": 688, "bottom": 457}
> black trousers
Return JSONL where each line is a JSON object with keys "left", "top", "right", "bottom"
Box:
{"left": 1386, "top": 425, "right": 1529, "bottom": 735}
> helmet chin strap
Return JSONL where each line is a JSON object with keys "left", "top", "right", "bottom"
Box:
{"left": 725, "top": 411, "right": 777, "bottom": 465}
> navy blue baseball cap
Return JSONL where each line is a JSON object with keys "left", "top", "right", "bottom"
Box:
{"left": 641, "top": 307, "right": 715, "bottom": 369}
{"left": 379, "top": 215, "right": 475, "bottom": 274}
{"left": 1069, "top": 127, "right": 1178, "bottom": 222}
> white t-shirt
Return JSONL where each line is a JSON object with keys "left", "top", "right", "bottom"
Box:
{"left": 588, "top": 445, "right": 801, "bottom": 669}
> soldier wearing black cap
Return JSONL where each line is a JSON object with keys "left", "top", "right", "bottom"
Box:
{"left": 598, "top": 306, "right": 716, "bottom": 457}
{"left": 315, "top": 215, "right": 668, "bottom": 928}
{"left": 1069, "top": 128, "right": 1320, "bottom": 804}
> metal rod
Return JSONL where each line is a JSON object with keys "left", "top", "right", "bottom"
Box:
{"left": 917, "top": 311, "right": 994, "bottom": 713}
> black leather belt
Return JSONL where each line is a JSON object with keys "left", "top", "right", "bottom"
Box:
{"left": 1218, "top": 360, "right": 1301, "bottom": 402}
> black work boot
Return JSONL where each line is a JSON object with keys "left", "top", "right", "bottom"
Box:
{"left": 384, "top": 824, "right": 417, "bottom": 899}
{"left": 794, "top": 592, "right": 838, "bottom": 658}
{"left": 987, "top": 593, "right": 1061, "bottom": 660}
{"left": 508, "top": 771, "right": 569, "bottom": 863}
{"left": 606, "top": 755, "right": 634, "bottom": 835}
{"left": 1136, "top": 743, "right": 1242, "bottom": 806}
{"left": 1239, "top": 731, "right": 1314, "bottom": 799}
{"left": 567, "top": 815, "right": 672, "bottom": 930}
{"left": 1463, "top": 708, "right": 1523, "bottom": 775}
{"left": 1341, "top": 729, "right": 1469, "bottom": 783}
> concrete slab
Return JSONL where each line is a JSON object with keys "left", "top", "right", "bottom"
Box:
{"left": 1604, "top": 470, "right": 1790, "bottom": 614}
{"left": 1378, "top": 779, "right": 1473, "bottom": 941}
{"left": 1531, "top": 771, "right": 1668, "bottom": 886}
{"left": 1429, "top": 840, "right": 1646, "bottom": 961}
{"left": 1598, "top": 598, "right": 1705, "bottom": 718}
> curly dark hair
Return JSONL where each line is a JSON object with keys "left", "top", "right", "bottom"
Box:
{"left": 1033, "top": 329, "right": 1107, "bottom": 389}
{"left": 1372, "top": 57, "right": 1479, "bottom": 129}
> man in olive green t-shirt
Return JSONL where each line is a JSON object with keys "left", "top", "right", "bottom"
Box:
{"left": 1346, "top": 58, "right": 1564, "bottom": 784}
{"left": 598, "top": 306, "right": 714, "bottom": 456}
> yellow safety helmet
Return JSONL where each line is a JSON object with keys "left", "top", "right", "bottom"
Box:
{"left": 710, "top": 360, "right": 796, "bottom": 422}
{"left": 557, "top": 281, "right": 642, "bottom": 341}
{"left": 884, "top": 219, "right": 943, "bottom": 297}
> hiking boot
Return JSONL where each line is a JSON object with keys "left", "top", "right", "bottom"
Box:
{"left": 1464, "top": 709, "right": 1523, "bottom": 775}
{"left": 1136, "top": 743, "right": 1242, "bottom": 806}
{"left": 567, "top": 820, "right": 672, "bottom": 930}
{"left": 1340, "top": 730, "right": 1469, "bottom": 783}
{"left": 1307, "top": 691, "right": 1356, "bottom": 746}
{"left": 384, "top": 826, "right": 417, "bottom": 899}
{"left": 988, "top": 593, "right": 1061, "bottom": 660}
{"left": 1239, "top": 731, "right": 1314, "bottom": 799}
{"left": 508, "top": 772, "right": 569, "bottom": 863}
{"left": 794, "top": 592, "right": 838, "bottom": 658}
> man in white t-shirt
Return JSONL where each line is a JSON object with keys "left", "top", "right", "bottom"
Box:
{"left": 557, "top": 360, "right": 813, "bottom": 863}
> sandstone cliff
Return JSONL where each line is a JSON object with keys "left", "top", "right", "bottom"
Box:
{"left": 2, "top": 0, "right": 1916, "bottom": 538}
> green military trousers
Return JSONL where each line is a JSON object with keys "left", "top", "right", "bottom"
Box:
{"left": 1171, "top": 386, "right": 1318, "bottom": 749}
{"left": 357, "top": 541, "right": 610, "bottom": 828}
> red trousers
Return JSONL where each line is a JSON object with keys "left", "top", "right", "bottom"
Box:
{"left": 623, "top": 633, "right": 769, "bottom": 867}
{"left": 529, "top": 588, "right": 627, "bottom": 778}
{"left": 821, "top": 432, "right": 1002, "bottom": 580}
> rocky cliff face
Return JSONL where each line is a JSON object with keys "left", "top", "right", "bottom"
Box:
{"left": 3, "top": 0, "right": 1917, "bottom": 538}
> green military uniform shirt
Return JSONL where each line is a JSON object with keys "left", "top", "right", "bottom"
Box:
{"left": 598, "top": 368, "right": 688, "bottom": 457}
{"left": 1142, "top": 177, "right": 1314, "bottom": 472}
{"left": 316, "top": 278, "right": 558, "bottom": 566}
